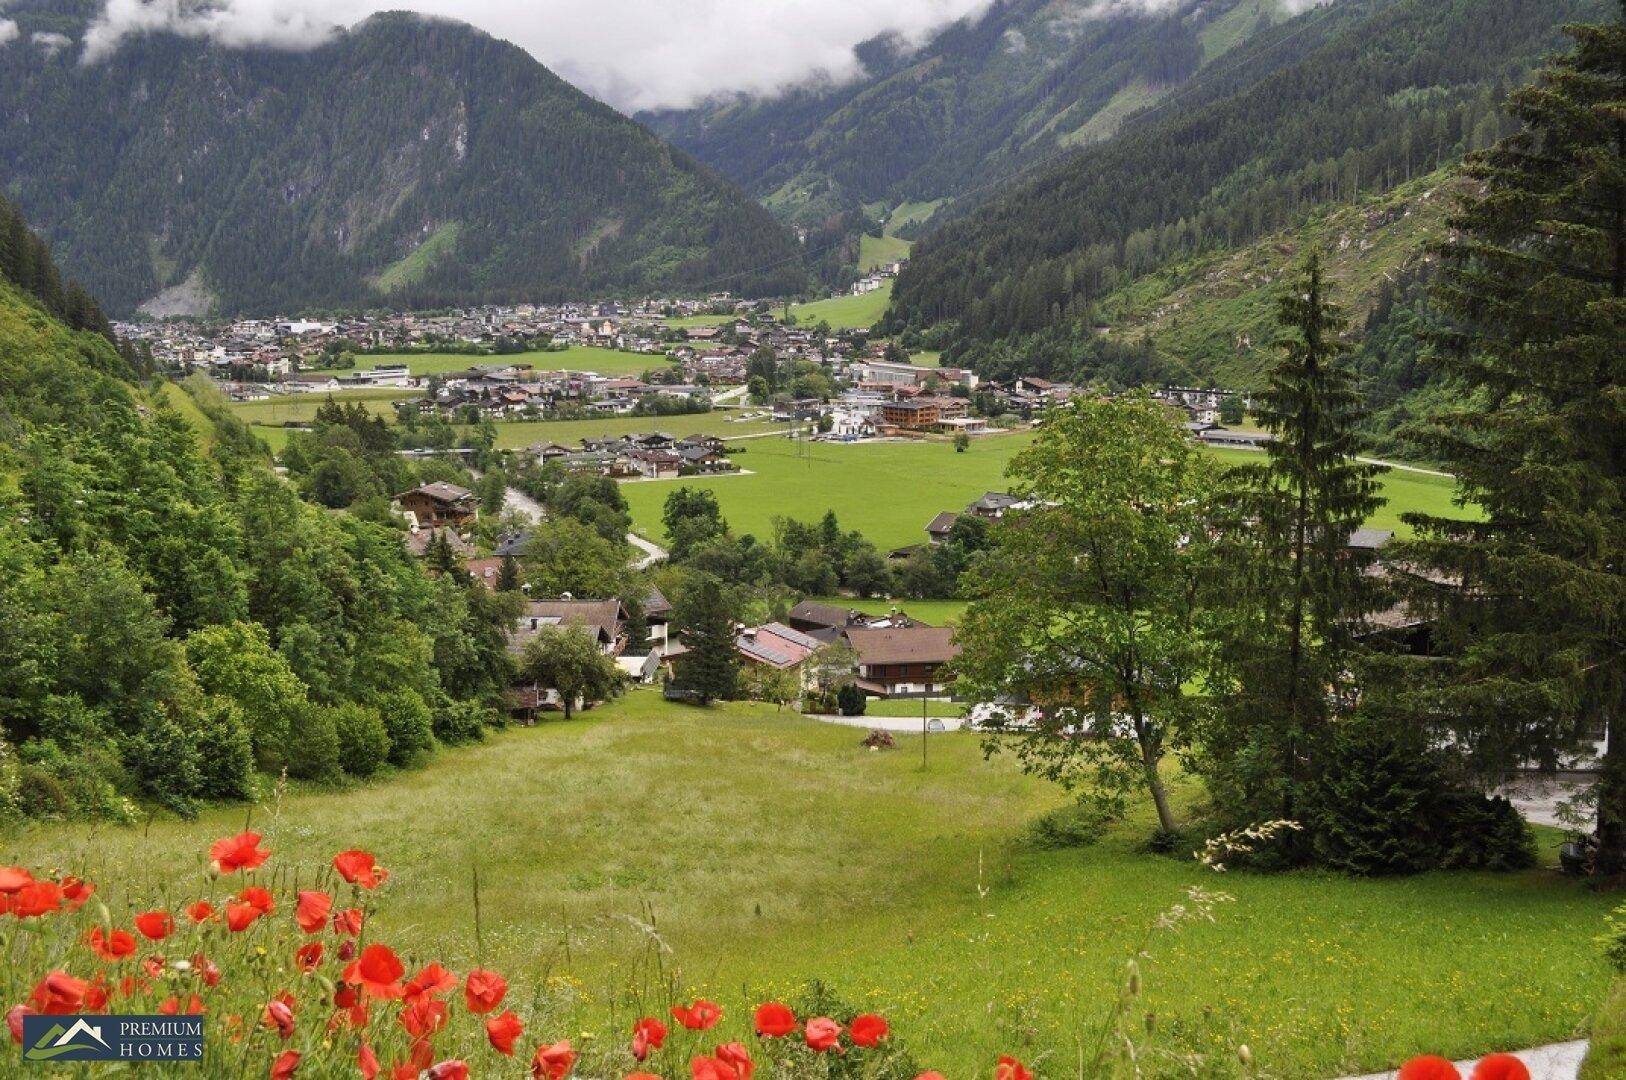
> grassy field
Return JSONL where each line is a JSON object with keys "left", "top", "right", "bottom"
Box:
{"left": 4, "top": 691, "right": 1610, "bottom": 1076}
{"left": 154, "top": 381, "right": 215, "bottom": 451}
{"left": 859, "top": 233, "right": 912, "bottom": 272}
{"left": 807, "top": 596, "right": 971, "bottom": 626}
{"left": 363, "top": 347, "right": 671, "bottom": 379}
{"left": 227, "top": 387, "right": 422, "bottom": 426}
{"left": 861, "top": 698, "right": 968, "bottom": 718}
{"left": 790, "top": 283, "right": 893, "bottom": 330}
{"left": 623, "top": 433, "right": 1030, "bottom": 549}
{"left": 491, "top": 413, "right": 789, "bottom": 451}
{"left": 622, "top": 435, "right": 1474, "bottom": 551}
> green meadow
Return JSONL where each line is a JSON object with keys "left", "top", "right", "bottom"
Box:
{"left": 227, "top": 387, "right": 422, "bottom": 426}
{"left": 490, "top": 414, "right": 789, "bottom": 451}
{"left": 4, "top": 692, "right": 1608, "bottom": 1077}
{"left": 621, "top": 435, "right": 1474, "bottom": 551}
{"left": 789, "top": 283, "right": 893, "bottom": 330}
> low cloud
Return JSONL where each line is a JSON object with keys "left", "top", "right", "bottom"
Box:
{"left": 33, "top": 30, "right": 72, "bottom": 56}
{"left": 0, "top": 18, "right": 18, "bottom": 45}
{"left": 82, "top": 0, "right": 996, "bottom": 111}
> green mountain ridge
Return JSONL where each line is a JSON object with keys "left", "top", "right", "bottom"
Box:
{"left": 644, "top": 0, "right": 1294, "bottom": 229}
{"left": 0, "top": 9, "right": 807, "bottom": 316}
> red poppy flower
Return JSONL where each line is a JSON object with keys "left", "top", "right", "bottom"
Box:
{"left": 344, "top": 944, "right": 405, "bottom": 1000}
{"left": 671, "top": 999, "right": 722, "bottom": 1031}
{"left": 158, "top": 994, "right": 205, "bottom": 1015}
{"left": 28, "top": 972, "right": 88, "bottom": 1015}
{"left": 134, "top": 911, "right": 175, "bottom": 941}
{"left": 332, "top": 908, "right": 365, "bottom": 937}
{"left": 262, "top": 996, "right": 296, "bottom": 1039}
{"left": 331, "top": 984, "right": 369, "bottom": 1030}
{"left": 404, "top": 963, "right": 458, "bottom": 1003}
{"left": 191, "top": 954, "right": 221, "bottom": 988}
{"left": 1399, "top": 1057, "right": 1462, "bottom": 1080}
{"left": 269, "top": 1049, "right": 300, "bottom": 1079}
{"left": 804, "top": 1017, "right": 841, "bottom": 1053}
{"left": 753, "top": 1002, "right": 796, "bottom": 1038}
{"left": 427, "top": 1063, "right": 469, "bottom": 1080}
{"left": 11, "top": 881, "right": 63, "bottom": 918}
{"left": 60, "top": 877, "right": 94, "bottom": 912}
{"left": 632, "top": 1016, "right": 668, "bottom": 1061}
{"left": 486, "top": 1011, "right": 524, "bottom": 1056}
{"left": 358, "top": 1043, "right": 380, "bottom": 1080}
{"left": 225, "top": 901, "right": 261, "bottom": 932}
{"left": 531, "top": 1040, "right": 576, "bottom": 1080}
{"left": 0, "top": 866, "right": 33, "bottom": 893}
{"left": 239, "top": 886, "right": 275, "bottom": 915}
{"left": 294, "top": 891, "right": 331, "bottom": 934}
{"left": 691, "top": 1056, "right": 747, "bottom": 1080}
{"left": 716, "top": 1042, "right": 754, "bottom": 1080}
{"left": 400, "top": 996, "right": 448, "bottom": 1040}
{"left": 915, "top": 1073, "right": 947, "bottom": 1080}
{"left": 851, "top": 1013, "right": 888, "bottom": 1048}
{"left": 210, "top": 832, "right": 270, "bottom": 875}
{"left": 83, "top": 977, "right": 110, "bottom": 1013}
{"left": 6, "top": 1004, "right": 34, "bottom": 1044}
{"left": 187, "top": 901, "right": 216, "bottom": 923}
{"left": 333, "top": 850, "right": 388, "bottom": 889}
{"left": 996, "top": 1056, "right": 1033, "bottom": 1080}
{"left": 85, "top": 927, "right": 138, "bottom": 962}
{"left": 627, "top": 1074, "right": 663, "bottom": 1080}
{"left": 295, "top": 941, "right": 323, "bottom": 973}
{"left": 464, "top": 968, "right": 507, "bottom": 1014}
{"left": 141, "top": 957, "right": 165, "bottom": 980}
{"left": 1471, "top": 1055, "right": 1530, "bottom": 1080}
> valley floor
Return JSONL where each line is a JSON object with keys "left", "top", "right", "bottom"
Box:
{"left": 3, "top": 691, "right": 1609, "bottom": 1077}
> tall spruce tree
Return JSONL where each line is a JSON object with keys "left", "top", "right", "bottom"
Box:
{"left": 673, "top": 576, "right": 739, "bottom": 705}
{"left": 1207, "top": 251, "right": 1386, "bottom": 846}
{"left": 1393, "top": 4, "right": 1626, "bottom": 874}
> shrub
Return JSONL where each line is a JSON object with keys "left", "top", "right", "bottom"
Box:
{"left": 836, "top": 684, "right": 867, "bottom": 717}
{"left": 331, "top": 702, "right": 392, "bottom": 778}
{"left": 191, "top": 698, "right": 257, "bottom": 801}
{"left": 124, "top": 705, "right": 203, "bottom": 817}
{"left": 1029, "top": 801, "right": 1112, "bottom": 850}
{"left": 1305, "top": 721, "right": 1441, "bottom": 875}
{"left": 377, "top": 689, "right": 435, "bottom": 766}
{"left": 284, "top": 704, "right": 341, "bottom": 783}
{"left": 1601, "top": 902, "right": 1626, "bottom": 975}
{"left": 432, "top": 698, "right": 492, "bottom": 746}
{"left": 1439, "top": 792, "right": 1537, "bottom": 871}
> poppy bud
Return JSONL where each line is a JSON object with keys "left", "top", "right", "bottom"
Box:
{"left": 1125, "top": 961, "right": 1140, "bottom": 997}
{"left": 1144, "top": 1012, "right": 1155, "bottom": 1034}
{"left": 337, "top": 940, "right": 356, "bottom": 962}
{"left": 1238, "top": 1044, "right": 1253, "bottom": 1068}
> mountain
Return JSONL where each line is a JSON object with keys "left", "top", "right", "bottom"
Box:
{"left": 0, "top": 7, "right": 807, "bottom": 317}
{"left": 644, "top": 0, "right": 1295, "bottom": 231}
{"left": 884, "top": 0, "right": 1605, "bottom": 380}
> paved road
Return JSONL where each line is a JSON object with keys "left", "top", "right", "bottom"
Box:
{"left": 1337, "top": 1040, "right": 1589, "bottom": 1080}
{"left": 627, "top": 531, "right": 666, "bottom": 570}
{"left": 477, "top": 469, "right": 666, "bottom": 570}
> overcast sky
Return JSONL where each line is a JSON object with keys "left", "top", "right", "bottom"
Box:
{"left": 77, "top": 0, "right": 998, "bottom": 111}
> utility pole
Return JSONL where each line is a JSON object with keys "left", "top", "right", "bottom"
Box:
{"left": 921, "top": 694, "right": 928, "bottom": 770}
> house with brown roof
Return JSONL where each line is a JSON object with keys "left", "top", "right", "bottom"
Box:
{"left": 843, "top": 625, "right": 960, "bottom": 698}
{"left": 735, "top": 622, "right": 822, "bottom": 671}
{"left": 396, "top": 482, "right": 478, "bottom": 529}
{"left": 507, "top": 599, "right": 628, "bottom": 657}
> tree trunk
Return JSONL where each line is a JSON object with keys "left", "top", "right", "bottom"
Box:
{"left": 1135, "top": 716, "right": 1178, "bottom": 834}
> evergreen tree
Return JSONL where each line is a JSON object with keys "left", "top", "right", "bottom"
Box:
{"left": 1392, "top": 3, "right": 1626, "bottom": 874}
{"left": 496, "top": 554, "right": 522, "bottom": 593}
{"left": 673, "top": 577, "right": 739, "bottom": 705}
{"left": 1206, "top": 252, "right": 1386, "bottom": 847}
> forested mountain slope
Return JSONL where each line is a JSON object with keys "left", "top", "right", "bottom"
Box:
{"left": 0, "top": 8, "right": 806, "bottom": 316}
{"left": 0, "top": 200, "right": 514, "bottom": 819}
{"left": 645, "top": 0, "right": 1295, "bottom": 229}
{"left": 887, "top": 0, "right": 1602, "bottom": 348}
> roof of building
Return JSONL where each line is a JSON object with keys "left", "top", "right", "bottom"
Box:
{"left": 735, "top": 622, "right": 823, "bottom": 669}
{"left": 787, "top": 601, "right": 852, "bottom": 629}
{"left": 643, "top": 586, "right": 672, "bottom": 618}
{"left": 966, "top": 491, "right": 1021, "bottom": 513}
{"left": 1347, "top": 527, "right": 1395, "bottom": 551}
{"left": 926, "top": 511, "right": 961, "bottom": 536}
{"left": 401, "top": 481, "right": 475, "bottom": 505}
{"left": 844, "top": 625, "right": 960, "bottom": 667}
{"left": 508, "top": 599, "right": 625, "bottom": 654}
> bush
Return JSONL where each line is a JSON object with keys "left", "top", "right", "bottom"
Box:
{"left": 1439, "top": 792, "right": 1537, "bottom": 871}
{"left": 377, "top": 689, "right": 435, "bottom": 766}
{"left": 433, "top": 699, "right": 493, "bottom": 746}
{"left": 1029, "top": 801, "right": 1112, "bottom": 850}
{"left": 191, "top": 698, "right": 257, "bottom": 801}
{"left": 124, "top": 705, "right": 203, "bottom": 817}
{"left": 1306, "top": 722, "right": 1441, "bottom": 875}
{"left": 331, "top": 702, "right": 392, "bottom": 778}
{"left": 1601, "top": 904, "right": 1626, "bottom": 975}
{"left": 836, "top": 684, "right": 867, "bottom": 717}
{"left": 285, "top": 705, "right": 341, "bottom": 783}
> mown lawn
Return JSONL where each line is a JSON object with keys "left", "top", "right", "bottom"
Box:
{"left": 623, "top": 436, "right": 1474, "bottom": 552}
{"left": 363, "top": 347, "right": 672, "bottom": 379}
{"left": 226, "top": 387, "right": 422, "bottom": 427}
{"left": 806, "top": 596, "right": 970, "bottom": 626}
{"left": 3, "top": 692, "right": 1610, "bottom": 1077}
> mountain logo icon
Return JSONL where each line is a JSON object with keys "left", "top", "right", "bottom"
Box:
{"left": 24, "top": 1017, "right": 111, "bottom": 1061}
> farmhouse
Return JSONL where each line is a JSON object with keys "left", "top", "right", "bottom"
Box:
{"left": 507, "top": 598, "right": 627, "bottom": 657}
{"left": 844, "top": 625, "right": 960, "bottom": 698}
{"left": 396, "top": 482, "right": 478, "bottom": 529}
